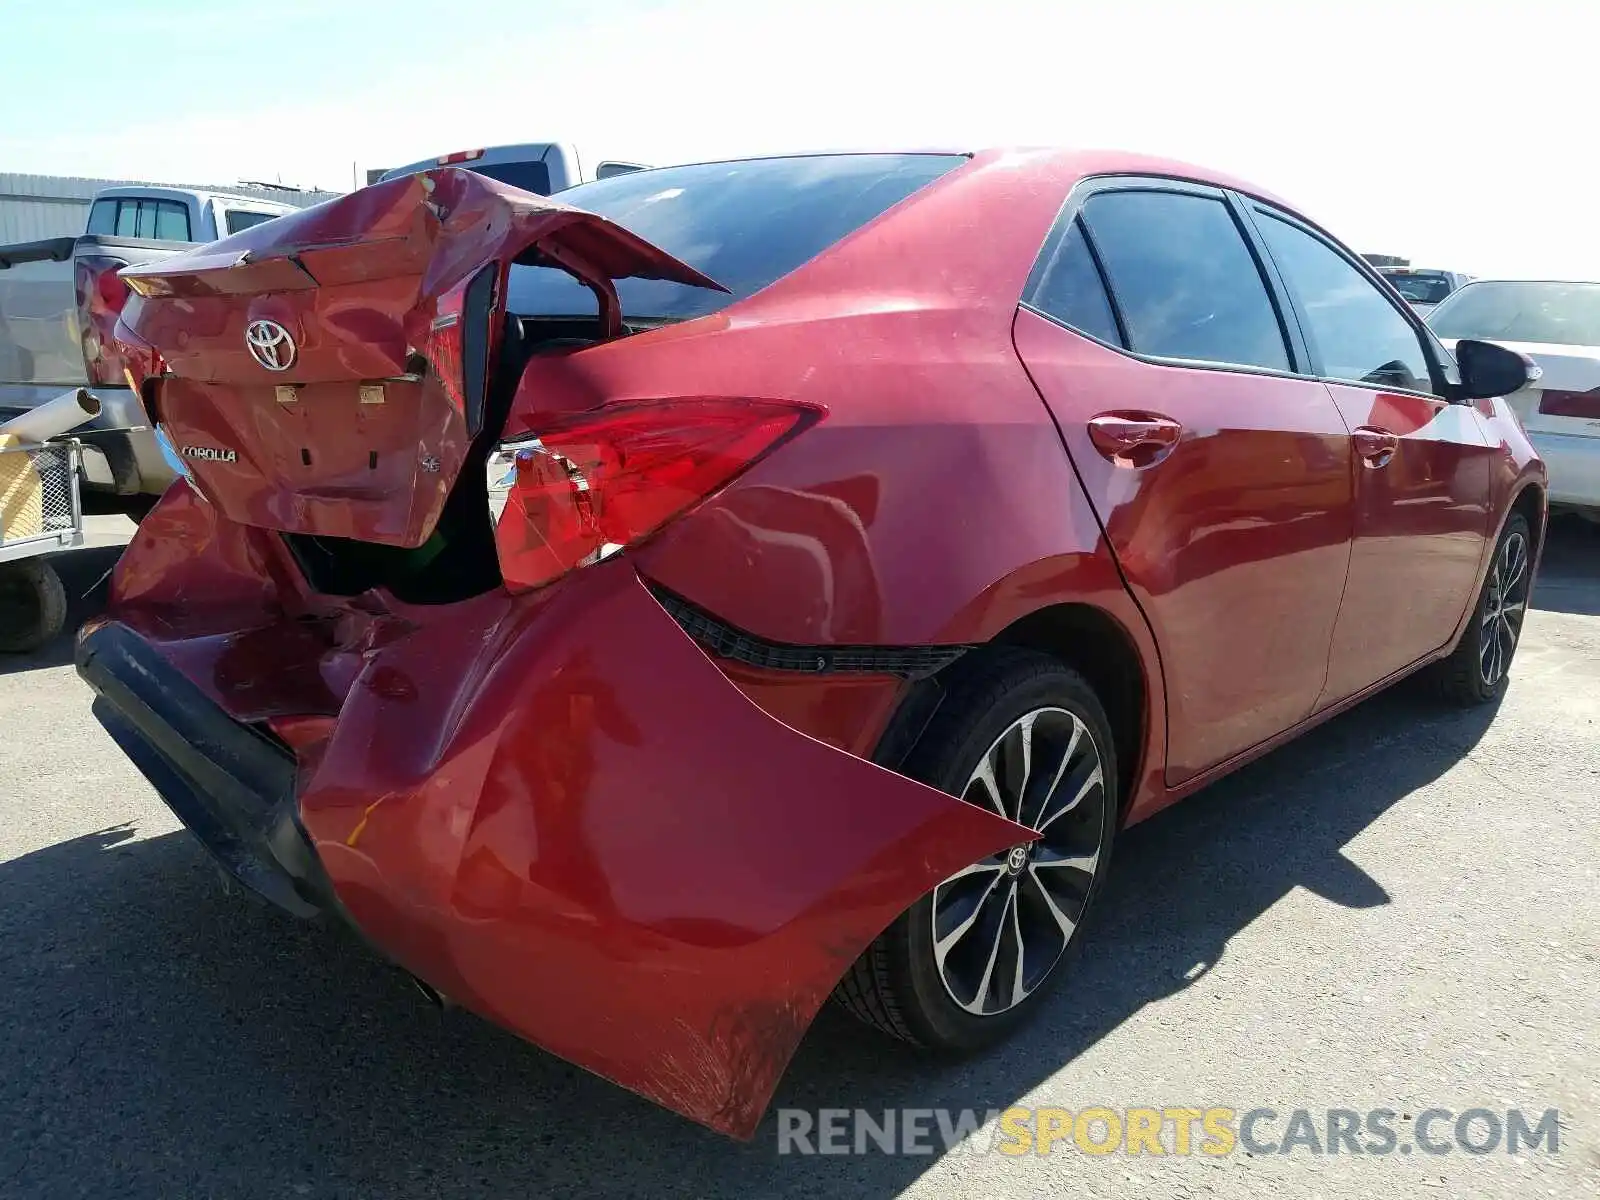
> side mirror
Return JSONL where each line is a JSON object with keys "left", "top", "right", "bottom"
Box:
{"left": 1454, "top": 338, "right": 1540, "bottom": 400}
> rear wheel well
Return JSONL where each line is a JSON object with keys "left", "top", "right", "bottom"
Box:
{"left": 990, "top": 604, "right": 1147, "bottom": 818}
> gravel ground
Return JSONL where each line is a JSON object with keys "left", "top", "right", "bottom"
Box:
{"left": 0, "top": 514, "right": 1596, "bottom": 1199}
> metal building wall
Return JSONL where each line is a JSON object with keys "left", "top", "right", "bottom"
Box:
{"left": 0, "top": 173, "right": 341, "bottom": 243}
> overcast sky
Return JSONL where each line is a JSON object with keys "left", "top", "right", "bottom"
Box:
{"left": 1, "top": 0, "right": 1589, "bottom": 279}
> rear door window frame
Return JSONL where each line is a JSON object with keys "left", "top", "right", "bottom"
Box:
{"left": 1020, "top": 174, "right": 1309, "bottom": 379}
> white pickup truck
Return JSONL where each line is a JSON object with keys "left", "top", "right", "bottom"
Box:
{"left": 376, "top": 142, "right": 649, "bottom": 191}
{"left": 0, "top": 185, "right": 304, "bottom": 514}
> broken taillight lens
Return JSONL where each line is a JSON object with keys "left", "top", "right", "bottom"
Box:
{"left": 489, "top": 398, "right": 818, "bottom": 594}
{"left": 74, "top": 255, "right": 132, "bottom": 387}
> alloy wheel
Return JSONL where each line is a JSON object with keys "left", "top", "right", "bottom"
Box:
{"left": 930, "top": 706, "right": 1108, "bottom": 1017}
{"left": 1479, "top": 529, "right": 1529, "bottom": 687}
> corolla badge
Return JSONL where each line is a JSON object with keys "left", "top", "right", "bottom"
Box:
{"left": 244, "top": 319, "right": 296, "bottom": 371}
{"left": 180, "top": 445, "right": 237, "bottom": 463}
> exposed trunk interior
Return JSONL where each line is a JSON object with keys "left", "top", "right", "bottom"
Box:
{"left": 281, "top": 315, "right": 606, "bottom": 605}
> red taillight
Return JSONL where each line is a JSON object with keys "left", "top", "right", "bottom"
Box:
{"left": 437, "top": 149, "right": 486, "bottom": 165}
{"left": 491, "top": 398, "right": 818, "bottom": 593}
{"left": 73, "top": 254, "right": 131, "bottom": 387}
{"left": 1537, "top": 387, "right": 1600, "bottom": 419}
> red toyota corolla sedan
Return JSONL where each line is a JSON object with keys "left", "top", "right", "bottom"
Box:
{"left": 80, "top": 149, "right": 1545, "bottom": 1139}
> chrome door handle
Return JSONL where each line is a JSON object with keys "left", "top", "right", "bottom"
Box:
{"left": 1087, "top": 412, "right": 1183, "bottom": 466}
{"left": 1352, "top": 426, "right": 1398, "bottom": 467}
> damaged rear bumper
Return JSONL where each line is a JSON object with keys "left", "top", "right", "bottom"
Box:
{"left": 78, "top": 621, "right": 331, "bottom": 919}
{"left": 79, "top": 554, "right": 1031, "bottom": 1139}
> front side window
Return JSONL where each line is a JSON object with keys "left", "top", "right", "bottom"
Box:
{"left": 1079, "top": 190, "right": 1289, "bottom": 371}
{"left": 1258, "top": 213, "right": 1434, "bottom": 393}
{"left": 1025, "top": 217, "right": 1122, "bottom": 346}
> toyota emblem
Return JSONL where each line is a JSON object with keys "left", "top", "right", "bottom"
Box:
{"left": 244, "top": 319, "right": 297, "bottom": 371}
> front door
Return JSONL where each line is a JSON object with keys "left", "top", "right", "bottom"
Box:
{"left": 1012, "top": 182, "right": 1355, "bottom": 784}
{"left": 1245, "top": 206, "right": 1495, "bottom": 704}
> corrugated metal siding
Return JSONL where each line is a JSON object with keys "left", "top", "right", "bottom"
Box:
{"left": 0, "top": 197, "right": 86, "bottom": 242}
{"left": 0, "top": 172, "right": 342, "bottom": 243}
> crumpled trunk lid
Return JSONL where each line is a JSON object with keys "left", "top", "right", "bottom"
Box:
{"left": 115, "top": 168, "right": 720, "bottom": 548}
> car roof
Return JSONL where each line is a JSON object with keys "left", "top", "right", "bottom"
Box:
{"left": 583, "top": 146, "right": 1304, "bottom": 214}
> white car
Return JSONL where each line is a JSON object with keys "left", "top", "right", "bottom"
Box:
{"left": 1428, "top": 279, "right": 1600, "bottom": 520}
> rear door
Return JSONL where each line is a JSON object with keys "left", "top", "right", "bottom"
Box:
{"left": 1247, "top": 205, "right": 1496, "bottom": 704}
{"left": 1012, "top": 179, "right": 1355, "bottom": 784}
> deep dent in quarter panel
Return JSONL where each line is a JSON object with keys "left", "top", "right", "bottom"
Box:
{"left": 295, "top": 562, "right": 1035, "bottom": 1138}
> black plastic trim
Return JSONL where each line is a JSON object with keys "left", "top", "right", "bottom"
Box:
{"left": 869, "top": 675, "right": 948, "bottom": 769}
{"left": 461, "top": 263, "right": 499, "bottom": 437}
{"left": 76, "top": 622, "right": 335, "bottom": 920}
{"left": 651, "top": 586, "right": 972, "bottom": 680}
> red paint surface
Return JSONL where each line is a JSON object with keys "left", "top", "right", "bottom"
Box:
{"left": 1317, "top": 388, "right": 1495, "bottom": 705}
{"left": 115, "top": 168, "right": 718, "bottom": 547}
{"left": 94, "top": 148, "right": 1546, "bottom": 1136}
{"left": 106, "top": 487, "right": 1031, "bottom": 1138}
{"left": 1013, "top": 309, "right": 1356, "bottom": 782}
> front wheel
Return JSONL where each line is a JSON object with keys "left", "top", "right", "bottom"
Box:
{"left": 835, "top": 648, "right": 1118, "bottom": 1051}
{"left": 1429, "top": 512, "right": 1532, "bottom": 705}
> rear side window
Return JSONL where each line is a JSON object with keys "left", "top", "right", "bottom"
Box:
{"left": 1025, "top": 218, "right": 1122, "bottom": 346}
{"left": 1256, "top": 213, "right": 1433, "bottom": 392}
{"left": 225, "top": 209, "right": 280, "bottom": 234}
{"left": 1080, "top": 190, "right": 1290, "bottom": 372}
{"left": 153, "top": 201, "right": 190, "bottom": 241}
{"left": 505, "top": 153, "right": 967, "bottom": 322}
{"left": 474, "top": 161, "right": 554, "bottom": 195}
{"left": 86, "top": 200, "right": 117, "bottom": 235}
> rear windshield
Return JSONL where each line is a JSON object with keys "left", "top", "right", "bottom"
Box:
{"left": 475, "top": 161, "right": 553, "bottom": 195}
{"left": 1383, "top": 271, "right": 1454, "bottom": 305}
{"left": 225, "top": 209, "right": 282, "bottom": 235}
{"left": 1427, "top": 280, "right": 1600, "bottom": 347}
{"left": 504, "top": 153, "right": 968, "bottom": 323}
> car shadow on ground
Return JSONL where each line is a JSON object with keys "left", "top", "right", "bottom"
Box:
{"left": 0, "top": 682, "right": 1504, "bottom": 1199}
{"left": 0, "top": 543, "right": 122, "bottom": 675}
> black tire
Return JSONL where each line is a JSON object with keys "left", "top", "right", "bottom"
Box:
{"left": 835, "top": 647, "right": 1118, "bottom": 1051}
{"left": 1428, "top": 512, "right": 1532, "bottom": 705}
{"left": 0, "top": 559, "right": 69, "bottom": 654}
